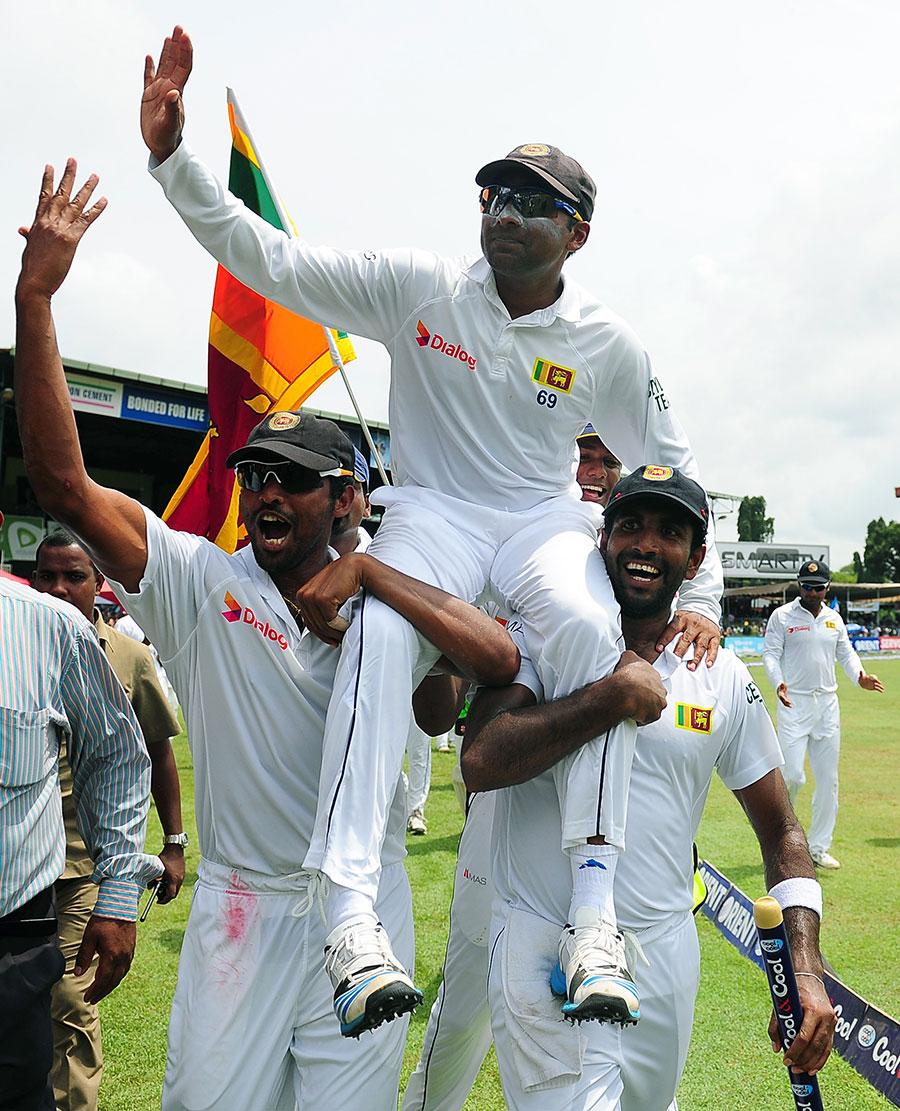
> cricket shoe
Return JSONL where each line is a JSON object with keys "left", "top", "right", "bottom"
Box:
{"left": 551, "top": 908, "right": 641, "bottom": 1026}
{"left": 324, "top": 916, "right": 422, "bottom": 1038}
{"left": 407, "top": 808, "right": 427, "bottom": 835}
{"left": 811, "top": 850, "right": 841, "bottom": 870}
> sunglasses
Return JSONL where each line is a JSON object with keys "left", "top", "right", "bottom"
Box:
{"left": 800, "top": 582, "right": 828, "bottom": 591}
{"left": 479, "top": 185, "right": 584, "bottom": 222}
{"left": 234, "top": 460, "right": 325, "bottom": 494}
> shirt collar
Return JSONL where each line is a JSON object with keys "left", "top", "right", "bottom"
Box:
{"left": 237, "top": 544, "right": 340, "bottom": 631}
{"left": 465, "top": 255, "right": 584, "bottom": 325}
{"left": 92, "top": 609, "right": 111, "bottom": 644}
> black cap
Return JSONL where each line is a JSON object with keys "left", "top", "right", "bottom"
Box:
{"left": 798, "top": 559, "right": 831, "bottom": 585}
{"left": 604, "top": 465, "right": 709, "bottom": 535}
{"left": 226, "top": 410, "right": 354, "bottom": 476}
{"left": 476, "top": 143, "right": 596, "bottom": 222}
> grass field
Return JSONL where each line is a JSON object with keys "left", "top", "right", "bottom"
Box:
{"left": 98, "top": 657, "right": 900, "bottom": 1109}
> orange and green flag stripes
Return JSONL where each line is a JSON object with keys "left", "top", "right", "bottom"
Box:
{"left": 163, "top": 88, "right": 356, "bottom": 551}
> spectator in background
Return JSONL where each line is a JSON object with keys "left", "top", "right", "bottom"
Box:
{"left": 33, "top": 531, "right": 185, "bottom": 1111}
{"left": 0, "top": 512, "right": 161, "bottom": 1110}
{"left": 763, "top": 560, "right": 884, "bottom": 870}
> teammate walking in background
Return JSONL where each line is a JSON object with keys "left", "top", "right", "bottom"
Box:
{"left": 33, "top": 531, "right": 184, "bottom": 1111}
{"left": 763, "top": 560, "right": 884, "bottom": 870}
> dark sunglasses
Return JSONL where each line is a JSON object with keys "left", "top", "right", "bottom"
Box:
{"left": 234, "top": 460, "right": 324, "bottom": 494}
{"left": 800, "top": 582, "right": 828, "bottom": 591}
{"left": 479, "top": 185, "right": 583, "bottom": 222}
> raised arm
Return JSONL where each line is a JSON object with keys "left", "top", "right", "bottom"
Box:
{"left": 296, "top": 553, "right": 520, "bottom": 687}
{"left": 15, "top": 162, "right": 149, "bottom": 592}
{"left": 460, "top": 651, "right": 666, "bottom": 791}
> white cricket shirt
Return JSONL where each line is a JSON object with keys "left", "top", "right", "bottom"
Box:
{"left": 763, "top": 598, "right": 862, "bottom": 694}
{"left": 108, "top": 508, "right": 406, "bottom": 876}
{"left": 150, "top": 144, "right": 722, "bottom": 623}
{"left": 492, "top": 643, "right": 782, "bottom": 931}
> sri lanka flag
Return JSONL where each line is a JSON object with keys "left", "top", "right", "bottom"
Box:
{"left": 163, "top": 89, "right": 356, "bottom": 551}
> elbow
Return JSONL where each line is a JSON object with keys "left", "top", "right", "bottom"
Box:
{"left": 478, "top": 642, "right": 521, "bottom": 689}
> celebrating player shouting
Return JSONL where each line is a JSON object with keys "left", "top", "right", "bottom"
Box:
{"left": 141, "top": 26, "right": 724, "bottom": 1032}
{"left": 14, "top": 165, "right": 519, "bottom": 1110}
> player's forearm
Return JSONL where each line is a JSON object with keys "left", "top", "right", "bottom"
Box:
{"left": 463, "top": 672, "right": 634, "bottom": 790}
{"left": 762, "top": 650, "right": 784, "bottom": 690}
{"left": 359, "top": 556, "right": 520, "bottom": 686}
{"left": 739, "top": 772, "right": 823, "bottom": 972}
{"left": 146, "top": 740, "right": 184, "bottom": 838}
{"left": 675, "top": 512, "right": 723, "bottom": 625}
{"left": 14, "top": 286, "right": 93, "bottom": 520}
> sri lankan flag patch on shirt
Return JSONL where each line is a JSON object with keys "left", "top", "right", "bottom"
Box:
{"left": 532, "top": 358, "right": 576, "bottom": 393}
{"left": 675, "top": 703, "right": 713, "bottom": 734}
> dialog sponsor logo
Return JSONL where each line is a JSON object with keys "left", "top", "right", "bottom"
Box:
{"left": 858, "top": 1024, "right": 876, "bottom": 1048}
{"left": 415, "top": 320, "right": 477, "bottom": 370}
{"left": 221, "top": 592, "right": 289, "bottom": 651}
{"left": 760, "top": 938, "right": 784, "bottom": 953}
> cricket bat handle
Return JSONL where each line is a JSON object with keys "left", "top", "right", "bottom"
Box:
{"left": 753, "top": 896, "right": 824, "bottom": 1111}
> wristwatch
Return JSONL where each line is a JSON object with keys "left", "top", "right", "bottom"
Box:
{"left": 163, "top": 833, "right": 189, "bottom": 848}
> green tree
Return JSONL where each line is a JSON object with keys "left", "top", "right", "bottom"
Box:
{"left": 858, "top": 517, "right": 900, "bottom": 582}
{"left": 737, "top": 496, "right": 774, "bottom": 542}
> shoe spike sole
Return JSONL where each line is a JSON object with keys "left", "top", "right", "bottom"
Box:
{"left": 343, "top": 984, "right": 423, "bottom": 1039}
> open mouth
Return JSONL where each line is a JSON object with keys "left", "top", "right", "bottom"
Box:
{"left": 257, "top": 512, "right": 291, "bottom": 549}
{"left": 624, "top": 561, "right": 662, "bottom": 583}
{"left": 581, "top": 483, "right": 606, "bottom": 503}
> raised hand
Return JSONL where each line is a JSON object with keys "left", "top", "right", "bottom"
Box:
{"left": 141, "top": 25, "right": 193, "bottom": 162}
{"left": 17, "top": 161, "right": 107, "bottom": 299}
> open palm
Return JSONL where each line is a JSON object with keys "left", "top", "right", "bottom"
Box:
{"left": 141, "top": 25, "right": 193, "bottom": 161}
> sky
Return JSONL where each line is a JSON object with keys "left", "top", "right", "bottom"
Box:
{"left": 3, "top": 0, "right": 900, "bottom": 566}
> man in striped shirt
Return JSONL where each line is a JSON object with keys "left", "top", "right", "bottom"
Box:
{"left": 0, "top": 517, "right": 162, "bottom": 1111}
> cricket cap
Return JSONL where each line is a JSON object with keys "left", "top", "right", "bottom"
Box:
{"left": 798, "top": 560, "right": 831, "bottom": 585}
{"left": 604, "top": 465, "right": 709, "bottom": 538}
{"left": 476, "top": 143, "right": 596, "bottom": 222}
{"left": 226, "top": 410, "right": 354, "bottom": 476}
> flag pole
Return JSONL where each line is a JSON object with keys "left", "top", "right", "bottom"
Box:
{"left": 227, "top": 89, "right": 391, "bottom": 489}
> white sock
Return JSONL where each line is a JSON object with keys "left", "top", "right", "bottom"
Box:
{"left": 568, "top": 843, "right": 619, "bottom": 926}
{"left": 326, "top": 881, "right": 377, "bottom": 933}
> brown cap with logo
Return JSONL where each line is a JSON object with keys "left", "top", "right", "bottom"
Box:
{"left": 476, "top": 143, "right": 596, "bottom": 221}
{"left": 226, "top": 410, "right": 355, "bottom": 476}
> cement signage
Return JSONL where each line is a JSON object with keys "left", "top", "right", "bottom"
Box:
{"left": 717, "top": 542, "right": 830, "bottom": 580}
{"left": 67, "top": 373, "right": 122, "bottom": 418}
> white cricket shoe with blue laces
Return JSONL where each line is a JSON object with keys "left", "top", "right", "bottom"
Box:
{"left": 324, "top": 916, "right": 422, "bottom": 1038}
{"left": 553, "top": 907, "right": 641, "bottom": 1026}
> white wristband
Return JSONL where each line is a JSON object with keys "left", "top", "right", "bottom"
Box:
{"left": 768, "top": 877, "right": 822, "bottom": 919}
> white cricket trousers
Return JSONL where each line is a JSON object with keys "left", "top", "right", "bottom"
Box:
{"left": 304, "top": 486, "right": 635, "bottom": 900}
{"left": 162, "top": 859, "right": 413, "bottom": 1111}
{"left": 489, "top": 908, "right": 698, "bottom": 1111}
{"left": 777, "top": 690, "right": 841, "bottom": 855}
{"left": 402, "top": 792, "right": 495, "bottom": 1111}
{"left": 406, "top": 719, "right": 432, "bottom": 816}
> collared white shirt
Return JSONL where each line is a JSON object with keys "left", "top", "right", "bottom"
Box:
{"left": 0, "top": 579, "right": 160, "bottom": 919}
{"left": 151, "top": 143, "right": 722, "bottom": 624}
{"left": 108, "top": 508, "right": 406, "bottom": 876}
{"left": 492, "top": 641, "right": 781, "bottom": 932}
{"left": 763, "top": 597, "right": 862, "bottom": 694}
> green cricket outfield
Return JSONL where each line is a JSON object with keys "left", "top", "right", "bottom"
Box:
{"left": 98, "top": 656, "right": 899, "bottom": 1109}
